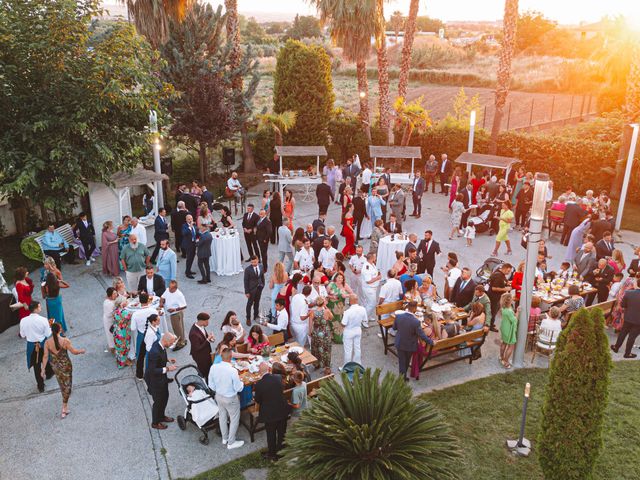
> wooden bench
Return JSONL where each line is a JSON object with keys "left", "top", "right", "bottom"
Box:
{"left": 34, "top": 223, "right": 80, "bottom": 261}
{"left": 376, "top": 301, "right": 404, "bottom": 357}
{"left": 415, "top": 327, "right": 489, "bottom": 373}
{"left": 245, "top": 373, "right": 335, "bottom": 442}
{"left": 566, "top": 299, "right": 616, "bottom": 324}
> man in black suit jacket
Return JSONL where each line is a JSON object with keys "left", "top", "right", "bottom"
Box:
{"left": 410, "top": 171, "right": 426, "bottom": 218}
{"left": 561, "top": 202, "right": 585, "bottom": 246}
{"left": 460, "top": 184, "right": 474, "bottom": 229}
{"left": 353, "top": 190, "right": 367, "bottom": 241}
{"left": 316, "top": 176, "right": 334, "bottom": 215}
{"left": 438, "top": 154, "right": 452, "bottom": 195}
{"left": 342, "top": 158, "right": 361, "bottom": 186}
{"left": 256, "top": 209, "right": 273, "bottom": 271}
{"left": 144, "top": 333, "right": 177, "bottom": 429}
{"left": 244, "top": 255, "right": 265, "bottom": 326}
{"left": 380, "top": 167, "right": 391, "bottom": 189}
{"left": 254, "top": 363, "right": 291, "bottom": 460}
{"left": 137, "top": 265, "right": 166, "bottom": 296}
{"left": 181, "top": 215, "right": 197, "bottom": 278}
{"left": 451, "top": 268, "right": 476, "bottom": 308}
{"left": 385, "top": 213, "right": 402, "bottom": 234}
{"left": 242, "top": 204, "right": 259, "bottom": 259}
{"left": 312, "top": 213, "right": 326, "bottom": 233}
{"left": 201, "top": 186, "right": 214, "bottom": 210}
{"left": 393, "top": 303, "right": 434, "bottom": 380}
{"left": 628, "top": 248, "right": 640, "bottom": 277}
{"left": 417, "top": 230, "right": 441, "bottom": 277}
{"left": 312, "top": 227, "right": 327, "bottom": 259}
{"left": 588, "top": 258, "right": 615, "bottom": 305}
{"left": 611, "top": 277, "right": 640, "bottom": 358}
{"left": 591, "top": 217, "right": 612, "bottom": 242}
{"left": 171, "top": 201, "right": 189, "bottom": 257}
{"left": 595, "top": 231, "right": 615, "bottom": 260}
{"left": 196, "top": 225, "right": 212, "bottom": 284}
{"left": 189, "top": 312, "right": 215, "bottom": 379}
{"left": 151, "top": 208, "right": 170, "bottom": 263}
{"left": 74, "top": 212, "right": 96, "bottom": 264}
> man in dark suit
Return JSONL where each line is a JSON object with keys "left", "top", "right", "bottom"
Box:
{"left": 254, "top": 362, "right": 291, "bottom": 460}
{"left": 515, "top": 182, "right": 533, "bottom": 229}
{"left": 137, "top": 265, "right": 166, "bottom": 296}
{"left": 312, "top": 213, "right": 326, "bottom": 233}
{"left": 189, "top": 312, "right": 215, "bottom": 379}
{"left": 256, "top": 209, "right": 273, "bottom": 271}
{"left": 144, "top": 332, "right": 177, "bottom": 429}
{"left": 381, "top": 167, "right": 391, "bottom": 188}
{"left": 417, "top": 230, "right": 441, "bottom": 277}
{"left": 244, "top": 255, "right": 265, "bottom": 326}
{"left": 342, "top": 157, "right": 361, "bottom": 186}
{"left": 438, "top": 154, "right": 452, "bottom": 195}
{"left": 316, "top": 176, "right": 334, "bottom": 215}
{"left": 410, "top": 171, "right": 426, "bottom": 218}
{"left": 73, "top": 212, "right": 96, "bottom": 265}
{"left": 595, "top": 231, "right": 615, "bottom": 260}
{"left": 151, "top": 208, "right": 170, "bottom": 263}
{"left": 561, "top": 201, "right": 585, "bottom": 246}
{"left": 590, "top": 216, "right": 612, "bottom": 242}
{"left": 353, "top": 190, "right": 367, "bottom": 241}
{"left": 242, "top": 204, "right": 259, "bottom": 259}
{"left": 312, "top": 226, "right": 327, "bottom": 259}
{"left": 611, "top": 275, "right": 640, "bottom": 358}
{"left": 628, "top": 247, "right": 640, "bottom": 277}
{"left": 201, "top": 186, "right": 214, "bottom": 210}
{"left": 393, "top": 302, "right": 434, "bottom": 380}
{"left": 181, "top": 215, "right": 197, "bottom": 278}
{"left": 171, "top": 201, "right": 189, "bottom": 257}
{"left": 451, "top": 268, "right": 476, "bottom": 308}
{"left": 385, "top": 213, "right": 402, "bottom": 234}
{"left": 178, "top": 186, "right": 198, "bottom": 217}
{"left": 573, "top": 242, "right": 597, "bottom": 282}
{"left": 196, "top": 225, "right": 212, "bottom": 284}
{"left": 588, "top": 258, "right": 615, "bottom": 305}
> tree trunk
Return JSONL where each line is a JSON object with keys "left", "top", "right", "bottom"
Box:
{"left": 377, "top": 40, "right": 391, "bottom": 143}
{"left": 398, "top": 0, "right": 419, "bottom": 101}
{"left": 489, "top": 0, "right": 519, "bottom": 155}
{"left": 198, "top": 143, "right": 208, "bottom": 183}
{"left": 241, "top": 123, "right": 257, "bottom": 172}
{"left": 356, "top": 60, "right": 372, "bottom": 142}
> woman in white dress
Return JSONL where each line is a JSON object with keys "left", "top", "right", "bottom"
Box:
{"left": 360, "top": 196, "right": 372, "bottom": 239}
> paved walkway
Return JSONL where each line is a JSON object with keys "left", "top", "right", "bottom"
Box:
{"left": 0, "top": 182, "right": 636, "bottom": 479}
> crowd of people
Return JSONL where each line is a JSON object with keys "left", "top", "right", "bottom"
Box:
{"left": 12, "top": 156, "right": 640, "bottom": 459}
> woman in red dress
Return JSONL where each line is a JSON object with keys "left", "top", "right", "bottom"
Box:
{"left": 511, "top": 261, "right": 525, "bottom": 307}
{"left": 14, "top": 267, "right": 34, "bottom": 321}
{"left": 470, "top": 171, "right": 486, "bottom": 204}
{"left": 341, "top": 203, "right": 356, "bottom": 256}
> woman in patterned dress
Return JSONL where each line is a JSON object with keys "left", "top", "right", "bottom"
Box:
{"left": 308, "top": 297, "right": 334, "bottom": 375}
{"left": 112, "top": 297, "right": 133, "bottom": 368}
{"left": 41, "top": 323, "right": 85, "bottom": 418}
{"left": 327, "top": 273, "right": 353, "bottom": 344}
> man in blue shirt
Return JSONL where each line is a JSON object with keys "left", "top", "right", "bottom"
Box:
{"left": 399, "top": 264, "right": 423, "bottom": 294}
{"left": 41, "top": 223, "right": 75, "bottom": 269}
{"left": 156, "top": 239, "right": 177, "bottom": 283}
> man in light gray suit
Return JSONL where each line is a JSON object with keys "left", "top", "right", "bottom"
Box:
{"left": 388, "top": 184, "right": 405, "bottom": 222}
{"left": 277, "top": 224, "right": 293, "bottom": 271}
{"left": 573, "top": 242, "right": 597, "bottom": 281}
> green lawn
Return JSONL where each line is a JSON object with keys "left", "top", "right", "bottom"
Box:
{"left": 189, "top": 361, "right": 640, "bottom": 480}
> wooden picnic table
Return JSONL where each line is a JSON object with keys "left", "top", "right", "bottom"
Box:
{"left": 534, "top": 282, "right": 597, "bottom": 306}
{"left": 234, "top": 342, "right": 317, "bottom": 386}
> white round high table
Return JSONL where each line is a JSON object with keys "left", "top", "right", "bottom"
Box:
{"left": 210, "top": 234, "right": 243, "bottom": 276}
{"left": 377, "top": 235, "right": 409, "bottom": 278}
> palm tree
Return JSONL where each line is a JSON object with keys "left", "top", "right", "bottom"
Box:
{"left": 394, "top": 96, "right": 431, "bottom": 146}
{"left": 375, "top": 0, "right": 392, "bottom": 143}
{"left": 281, "top": 369, "right": 460, "bottom": 479}
{"left": 120, "top": 0, "right": 192, "bottom": 48}
{"left": 311, "top": 0, "right": 377, "bottom": 142}
{"left": 489, "top": 0, "right": 519, "bottom": 155}
{"left": 256, "top": 111, "right": 297, "bottom": 146}
{"left": 397, "top": 0, "right": 419, "bottom": 101}
{"left": 224, "top": 0, "right": 258, "bottom": 173}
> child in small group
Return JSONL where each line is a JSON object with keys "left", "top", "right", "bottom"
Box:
{"left": 463, "top": 221, "right": 476, "bottom": 247}
{"left": 557, "top": 262, "right": 571, "bottom": 280}
{"left": 185, "top": 384, "right": 218, "bottom": 427}
{"left": 289, "top": 371, "right": 308, "bottom": 415}
{"left": 608, "top": 272, "right": 624, "bottom": 301}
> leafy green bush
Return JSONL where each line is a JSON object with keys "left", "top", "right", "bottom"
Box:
{"left": 281, "top": 368, "right": 460, "bottom": 480}
{"left": 20, "top": 233, "right": 45, "bottom": 262}
{"left": 274, "top": 40, "right": 334, "bottom": 146}
{"left": 538, "top": 308, "right": 612, "bottom": 480}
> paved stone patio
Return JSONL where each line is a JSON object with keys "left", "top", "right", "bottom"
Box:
{"left": 0, "top": 182, "right": 636, "bottom": 480}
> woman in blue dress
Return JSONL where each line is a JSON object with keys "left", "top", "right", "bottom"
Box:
{"left": 44, "top": 272, "right": 68, "bottom": 333}
{"left": 117, "top": 215, "right": 132, "bottom": 253}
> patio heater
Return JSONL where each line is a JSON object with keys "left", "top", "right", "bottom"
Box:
{"left": 466, "top": 110, "right": 476, "bottom": 173}
{"left": 513, "top": 172, "right": 549, "bottom": 368}
{"left": 615, "top": 123, "right": 639, "bottom": 231}
{"left": 149, "top": 110, "right": 164, "bottom": 212}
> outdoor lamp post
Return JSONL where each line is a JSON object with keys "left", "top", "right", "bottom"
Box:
{"left": 615, "top": 123, "right": 639, "bottom": 231}
{"left": 466, "top": 110, "right": 476, "bottom": 173}
{"left": 506, "top": 382, "right": 532, "bottom": 456}
{"left": 149, "top": 110, "right": 164, "bottom": 212}
{"left": 513, "top": 172, "right": 549, "bottom": 368}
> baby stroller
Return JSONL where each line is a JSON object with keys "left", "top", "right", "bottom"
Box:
{"left": 175, "top": 365, "right": 220, "bottom": 445}
{"left": 342, "top": 362, "right": 365, "bottom": 383}
{"left": 474, "top": 256, "right": 504, "bottom": 285}
{"left": 467, "top": 204, "right": 496, "bottom": 235}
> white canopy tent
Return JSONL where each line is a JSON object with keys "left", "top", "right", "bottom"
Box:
{"left": 275, "top": 146, "right": 327, "bottom": 176}
{"left": 369, "top": 146, "right": 422, "bottom": 175}
{"left": 453, "top": 152, "right": 521, "bottom": 180}
{"left": 88, "top": 168, "right": 168, "bottom": 247}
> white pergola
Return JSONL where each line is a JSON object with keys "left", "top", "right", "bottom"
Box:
{"left": 453, "top": 152, "right": 521, "bottom": 180}
{"left": 275, "top": 146, "right": 327, "bottom": 176}
{"left": 369, "top": 145, "right": 422, "bottom": 176}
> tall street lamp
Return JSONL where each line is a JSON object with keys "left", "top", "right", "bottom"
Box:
{"left": 466, "top": 110, "right": 476, "bottom": 173}
{"left": 615, "top": 123, "right": 639, "bottom": 231}
{"left": 149, "top": 110, "right": 164, "bottom": 212}
{"left": 514, "top": 172, "right": 549, "bottom": 368}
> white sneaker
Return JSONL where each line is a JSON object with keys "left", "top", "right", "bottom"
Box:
{"left": 227, "top": 440, "right": 244, "bottom": 450}
{"left": 362, "top": 323, "right": 370, "bottom": 328}
{"left": 222, "top": 439, "right": 228, "bottom": 445}
{"left": 85, "top": 260, "right": 91, "bottom": 266}
{"left": 91, "top": 257, "right": 96, "bottom": 262}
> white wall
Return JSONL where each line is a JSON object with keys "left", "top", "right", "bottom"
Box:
{"left": 88, "top": 182, "right": 132, "bottom": 248}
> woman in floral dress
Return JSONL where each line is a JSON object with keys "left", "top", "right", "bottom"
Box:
{"left": 308, "top": 297, "right": 334, "bottom": 375}
{"left": 327, "top": 273, "right": 353, "bottom": 344}
{"left": 112, "top": 297, "right": 133, "bottom": 368}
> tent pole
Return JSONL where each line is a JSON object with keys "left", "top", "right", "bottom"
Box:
{"left": 279, "top": 155, "right": 283, "bottom": 176}
{"left": 411, "top": 157, "right": 415, "bottom": 178}
{"left": 317, "top": 156, "right": 320, "bottom": 176}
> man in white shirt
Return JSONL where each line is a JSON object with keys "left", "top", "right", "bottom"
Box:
{"left": 20, "top": 301, "right": 54, "bottom": 392}
{"left": 130, "top": 217, "right": 148, "bottom": 246}
{"left": 445, "top": 259, "right": 462, "bottom": 299}
{"left": 130, "top": 292, "right": 160, "bottom": 378}
{"left": 160, "top": 280, "right": 188, "bottom": 350}
{"left": 361, "top": 162, "right": 372, "bottom": 188}
{"left": 103, "top": 287, "right": 117, "bottom": 354}
{"left": 318, "top": 238, "right": 338, "bottom": 274}
{"left": 227, "top": 171, "right": 245, "bottom": 200}
{"left": 378, "top": 269, "right": 403, "bottom": 318}
{"left": 208, "top": 348, "right": 245, "bottom": 450}
{"left": 348, "top": 245, "right": 366, "bottom": 298}
{"left": 341, "top": 295, "right": 366, "bottom": 366}
{"left": 290, "top": 286, "right": 312, "bottom": 345}
{"left": 294, "top": 238, "right": 315, "bottom": 273}
{"left": 361, "top": 253, "right": 381, "bottom": 327}
{"left": 265, "top": 298, "right": 289, "bottom": 338}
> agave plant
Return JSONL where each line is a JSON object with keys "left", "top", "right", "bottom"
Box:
{"left": 281, "top": 368, "right": 460, "bottom": 480}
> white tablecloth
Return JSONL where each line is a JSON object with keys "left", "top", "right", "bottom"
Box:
{"left": 377, "top": 235, "right": 409, "bottom": 278}
{"left": 210, "top": 234, "right": 243, "bottom": 276}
